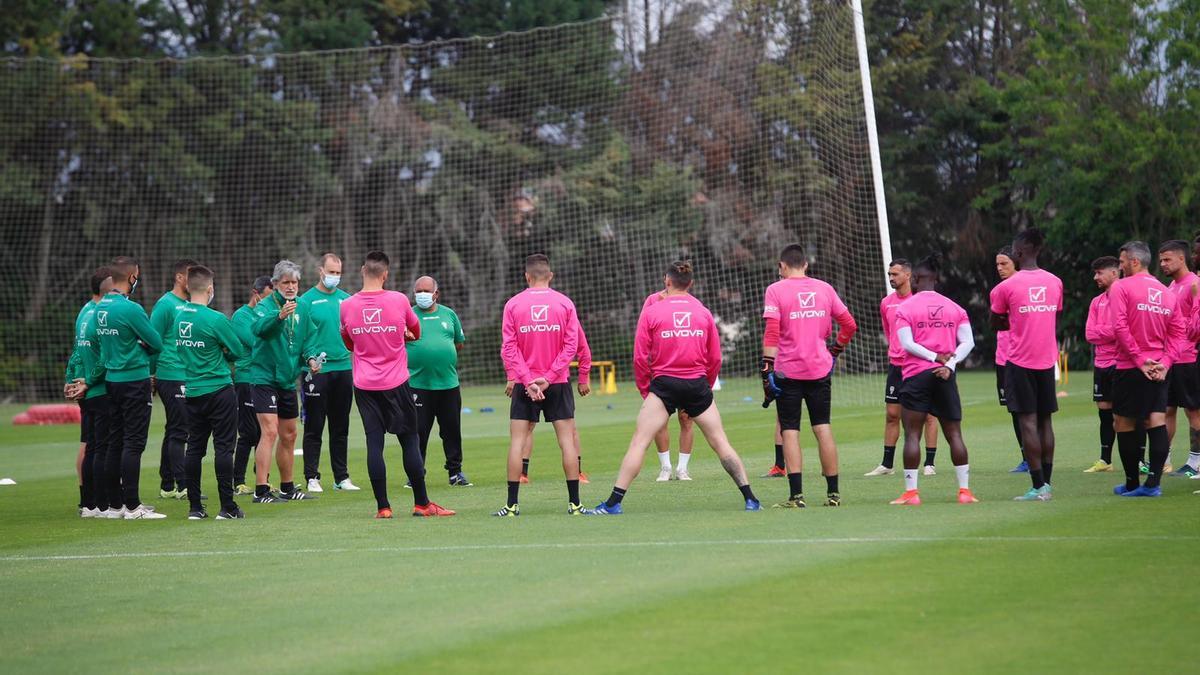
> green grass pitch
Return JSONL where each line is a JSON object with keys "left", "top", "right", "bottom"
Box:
{"left": 1, "top": 372, "right": 1196, "bottom": 674}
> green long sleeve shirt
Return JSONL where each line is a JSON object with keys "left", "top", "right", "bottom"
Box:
{"left": 88, "top": 292, "right": 163, "bottom": 383}
{"left": 248, "top": 291, "right": 306, "bottom": 389}
{"left": 150, "top": 290, "right": 189, "bottom": 382}
{"left": 65, "top": 300, "right": 106, "bottom": 398}
{"left": 297, "top": 285, "right": 352, "bottom": 372}
{"left": 173, "top": 302, "right": 247, "bottom": 397}
{"left": 231, "top": 304, "right": 257, "bottom": 384}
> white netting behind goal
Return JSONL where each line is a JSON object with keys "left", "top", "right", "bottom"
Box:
{"left": 0, "top": 1, "right": 889, "bottom": 403}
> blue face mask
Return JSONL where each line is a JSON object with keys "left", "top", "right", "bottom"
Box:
{"left": 323, "top": 275, "right": 341, "bottom": 289}
{"left": 414, "top": 292, "right": 434, "bottom": 309}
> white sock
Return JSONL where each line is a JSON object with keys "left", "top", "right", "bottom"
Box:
{"left": 955, "top": 464, "right": 970, "bottom": 490}
{"left": 657, "top": 451, "right": 671, "bottom": 469}
{"left": 1187, "top": 452, "right": 1200, "bottom": 469}
{"left": 903, "top": 469, "right": 918, "bottom": 491}
{"left": 676, "top": 453, "right": 691, "bottom": 472}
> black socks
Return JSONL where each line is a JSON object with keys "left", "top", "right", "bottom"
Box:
{"left": 1146, "top": 425, "right": 1169, "bottom": 489}
{"left": 738, "top": 484, "right": 757, "bottom": 502}
{"left": 605, "top": 486, "right": 626, "bottom": 508}
{"left": 882, "top": 445, "right": 895, "bottom": 469}
{"left": 1098, "top": 408, "right": 1115, "bottom": 463}
{"left": 567, "top": 479, "right": 580, "bottom": 504}
{"left": 825, "top": 474, "right": 839, "bottom": 494}
{"left": 924, "top": 447, "right": 936, "bottom": 467}
{"left": 774, "top": 444, "right": 784, "bottom": 469}
{"left": 507, "top": 480, "right": 520, "bottom": 506}
{"left": 1116, "top": 429, "right": 1141, "bottom": 491}
{"left": 521, "top": 458, "right": 529, "bottom": 477}
{"left": 787, "top": 472, "right": 802, "bottom": 499}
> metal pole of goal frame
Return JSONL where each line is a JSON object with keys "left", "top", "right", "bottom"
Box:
{"left": 850, "top": 0, "right": 894, "bottom": 296}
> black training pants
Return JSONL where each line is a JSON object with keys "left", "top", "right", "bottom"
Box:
{"left": 413, "top": 386, "right": 464, "bottom": 475}
{"left": 185, "top": 386, "right": 239, "bottom": 511}
{"left": 302, "top": 369, "right": 353, "bottom": 483}
{"left": 106, "top": 379, "right": 153, "bottom": 509}
{"left": 233, "top": 383, "right": 259, "bottom": 485}
{"left": 83, "top": 395, "right": 113, "bottom": 509}
{"left": 156, "top": 379, "right": 189, "bottom": 491}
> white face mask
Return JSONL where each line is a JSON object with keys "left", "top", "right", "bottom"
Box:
{"left": 323, "top": 274, "right": 341, "bottom": 289}
{"left": 414, "top": 292, "right": 434, "bottom": 309}
{"left": 204, "top": 288, "right": 214, "bottom": 306}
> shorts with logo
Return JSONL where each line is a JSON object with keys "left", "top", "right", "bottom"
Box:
{"left": 251, "top": 384, "right": 299, "bottom": 420}
{"left": 899, "top": 369, "right": 962, "bottom": 421}
{"left": 1092, "top": 365, "right": 1116, "bottom": 403}
{"left": 885, "top": 365, "right": 903, "bottom": 404}
{"left": 510, "top": 382, "right": 575, "bottom": 423}
{"left": 354, "top": 381, "right": 419, "bottom": 437}
{"left": 1166, "top": 361, "right": 1200, "bottom": 409}
{"left": 649, "top": 376, "right": 713, "bottom": 418}
{"left": 1004, "top": 364, "right": 1058, "bottom": 415}
{"left": 1113, "top": 368, "right": 1168, "bottom": 419}
{"left": 995, "top": 364, "right": 1007, "bottom": 406}
{"left": 775, "top": 373, "right": 832, "bottom": 430}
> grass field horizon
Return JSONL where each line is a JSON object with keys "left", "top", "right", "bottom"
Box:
{"left": 1, "top": 371, "right": 1197, "bottom": 674}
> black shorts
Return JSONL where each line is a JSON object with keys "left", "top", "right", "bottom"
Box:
{"left": 995, "top": 364, "right": 1007, "bottom": 406}
{"left": 510, "top": 382, "right": 575, "bottom": 423}
{"left": 648, "top": 376, "right": 713, "bottom": 418}
{"left": 885, "top": 365, "right": 903, "bottom": 404}
{"left": 251, "top": 384, "right": 299, "bottom": 419}
{"left": 354, "top": 382, "right": 419, "bottom": 437}
{"left": 1004, "top": 364, "right": 1058, "bottom": 415}
{"left": 775, "top": 374, "right": 832, "bottom": 430}
{"left": 899, "top": 369, "right": 963, "bottom": 421}
{"left": 1166, "top": 361, "right": 1200, "bottom": 409}
{"left": 1093, "top": 366, "right": 1116, "bottom": 403}
{"left": 1113, "top": 368, "right": 1169, "bottom": 420}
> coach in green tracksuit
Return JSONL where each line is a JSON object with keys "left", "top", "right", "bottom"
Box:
{"left": 231, "top": 276, "right": 273, "bottom": 493}
{"left": 87, "top": 257, "right": 165, "bottom": 519}
{"left": 248, "top": 260, "right": 314, "bottom": 501}
{"left": 65, "top": 267, "right": 115, "bottom": 515}
{"left": 150, "top": 259, "right": 198, "bottom": 498}
{"left": 408, "top": 275, "right": 471, "bottom": 486}
{"left": 296, "top": 253, "right": 359, "bottom": 493}
{"left": 174, "top": 265, "right": 248, "bottom": 519}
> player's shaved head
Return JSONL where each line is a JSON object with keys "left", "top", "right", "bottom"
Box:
{"left": 779, "top": 244, "right": 808, "bottom": 270}
{"left": 362, "top": 250, "right": 390, "bottom": 280}
{"left": 110, "top": 256, "right": 139, "bottom": 281}
{"left": 90, "top": 267, "right": 113, "bottom": 296}
{"left": 187, "top": 265, "right": 215, "bottom": 294}
{"left": 665, "top": 260, "right": 693, "bottom": 289}
{"left": 888, "top": 259, "right": 911, "bottom": 272}
{"left": 525, "top": 254, "right": 552, "bottom": 281}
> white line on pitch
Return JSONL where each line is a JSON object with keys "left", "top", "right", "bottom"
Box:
{"left": 1, "top": 534, "right": 1194, "bottom": 563}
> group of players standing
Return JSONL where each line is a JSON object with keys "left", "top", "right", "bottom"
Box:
{"left": 63, "top": 228, "right": 1197, "bottom": 521}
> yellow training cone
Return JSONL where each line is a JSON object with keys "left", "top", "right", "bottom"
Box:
{"left": 604, "top": 369, "right": 618, "bottom": 395}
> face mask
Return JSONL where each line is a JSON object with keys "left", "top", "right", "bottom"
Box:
{"left": 414, "top": 292, "right": 434, "bottom": 309}
{"left": 323, "top": 275, "right": 341, "bottom": 289}
{"left": 205, "top": 288, "right": 214, "bottom": 307}
{"left": 130, "top": 276, "right": 139, "bottom": 293}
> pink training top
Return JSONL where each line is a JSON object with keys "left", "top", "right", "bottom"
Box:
{"left": 994, "top": 329, "right": 1011, "bottom": 366}
{"left": 642, "top": 290, "right": 667, "bottom": 311}
{"left": 501, "top": 287, "right": 579, "bottom": 386}
{"left": 1167, "top": 272, "right": 1199, "bottom": 364}
{"left": 880, "top": 291, "right": 912, "bottom": 366}
{"left": 634, "top": 293, "right": 720, "bottom": 397}
{"left": 763, "top": 277, "right": 857, "bottom": 380}
{"left": 894, "top": 291, "right": 970, "bottom": 380}
{"left": 988, "top": 269, "right": 1063, "bottom": 370}
{"left": 1110, "top": 271, "right": 1185, "bottom": 370}
{"left": 1085, "top": 292, "right": 1118, "bottom": 368}
{"left": 339, "top": 290, "right": 420, "bottom": 391}
{"left": 576, "top": 320, "right": 592, "bottom": 385}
